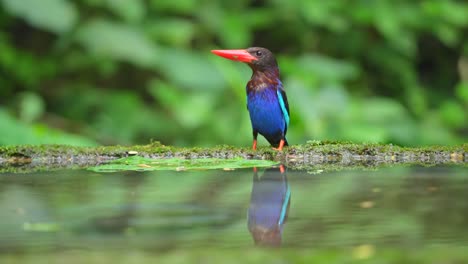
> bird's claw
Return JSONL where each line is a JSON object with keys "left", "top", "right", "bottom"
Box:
{"left": 272, "top": 139, "right": 286, "bottom": 151}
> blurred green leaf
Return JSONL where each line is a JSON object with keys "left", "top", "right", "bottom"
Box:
{"left": 89, "top": 91, "right": 161, "bottom": 144}
{"left": 18, "top": 92, "right": 45, "bottom": 123}
{"left": 104, "top": 0, "right": 145, "bottom": 22}
{"left": 155, "top": 48, "right": 225, "bottom": 91}
{"left": 1, "top": 0, "right": 77, "bottom": 34}
{"left": 148, "top": 80, "right": 216, "bottom": 130}
{"left": 359, "top": 98, "right": 407, "bottom": 124}
{"left": 294, "top": 54, "right": 360, "bottom": 83}
{"left": 219, "top": 14, "right": 251, "bottom": 47}
{"left": 0, "top": 0, "right": 467, "bottom": 146}
{"left": 147, "top": 19, "right": 195, "bottom": 47}
{"left": 149, "top": 0, "right": 197, "bottom": 14}
{"left": 0, "top": 108, "right": 96, "bottom": 146}
{"left": 419, "top": 115, "right": 458, "bottom": 145}
{"left": 0, "top": 37, "right": 57, "bottom": 87}
{"left": 439, "top": 100, "right": 466, "bottom": 129}
{"left": 455, "top": 82, "right": 468, "bottom": 104}
{"left": 76, "top": 19, "right": 159, "bottom": 67}
{"left": 372, "top": 1, "right": 400, "bottom": 39}
{"left": 341, "top": 124, "right": 389, "bottom": 143}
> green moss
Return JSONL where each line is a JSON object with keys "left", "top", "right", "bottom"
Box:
{"left": 88, "top": 156, "right": 278, "bottom": 172}
{"left": 0, "top": 141, "right": 466, "bottom": 173}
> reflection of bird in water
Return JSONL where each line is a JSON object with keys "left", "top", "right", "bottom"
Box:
{"left": 247, "top": 165, "right": 290, "bottom": 247}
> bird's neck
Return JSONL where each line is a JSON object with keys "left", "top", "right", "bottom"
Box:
{"left": 248, "top": 68, "right": 281, "bottom": 92}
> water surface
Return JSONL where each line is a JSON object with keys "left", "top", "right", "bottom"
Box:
{"left": 0, "top": 165, "right": 467, "bottom": 262}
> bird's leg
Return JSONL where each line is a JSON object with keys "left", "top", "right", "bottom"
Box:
{"left": 273, "top": 139, "right": 285, "bottom": 151}
{"left": 252, "top": 131, "right": 258, "bottom": 150}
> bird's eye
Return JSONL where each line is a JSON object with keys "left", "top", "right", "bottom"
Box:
{"left": 255, "top": 50, "right": 262, "bottom": 57}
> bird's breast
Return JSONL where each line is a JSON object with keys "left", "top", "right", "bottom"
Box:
{"left": 247, "top": 88, "right": 285, "bottom": 136}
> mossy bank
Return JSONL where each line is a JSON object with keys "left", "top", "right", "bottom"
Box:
{"left": 0, "top": 141, "right": 466, "bottom": 173}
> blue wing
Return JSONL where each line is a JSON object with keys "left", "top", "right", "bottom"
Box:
{"left": 276, "top": 86, "right": 290, "bottom": 131}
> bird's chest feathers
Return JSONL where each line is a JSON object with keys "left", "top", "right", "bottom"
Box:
{"left": 247, "top": 70, "right": 278, "bottom": 91}
{"left": 247, "top": 86, "right": 278, "bottom": 109}
{"left": 246, "top": 72, "right": 280, "bottom": 103}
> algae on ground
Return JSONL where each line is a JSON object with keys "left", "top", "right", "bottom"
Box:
{"left": 0, "top": 141, "right": 466, "bottom": 173}
{"left": 88, "top": 156, "right": 278, "bottom": 172}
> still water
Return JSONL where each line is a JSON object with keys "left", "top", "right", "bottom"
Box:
{"left": 0, "top": 165, "right": 467, "bottom": 262}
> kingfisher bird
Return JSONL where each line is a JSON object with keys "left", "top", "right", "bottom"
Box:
{"left": 211, "top": 47, "right": 290, "bottom": 151}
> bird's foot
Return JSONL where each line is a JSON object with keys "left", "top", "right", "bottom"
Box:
{"left": 272, "top": 139, "right": 285, "bottom": 151}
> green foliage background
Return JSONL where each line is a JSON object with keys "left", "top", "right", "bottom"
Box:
{"left": 0, "top": 0, "right": 467, "bottom": 147}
